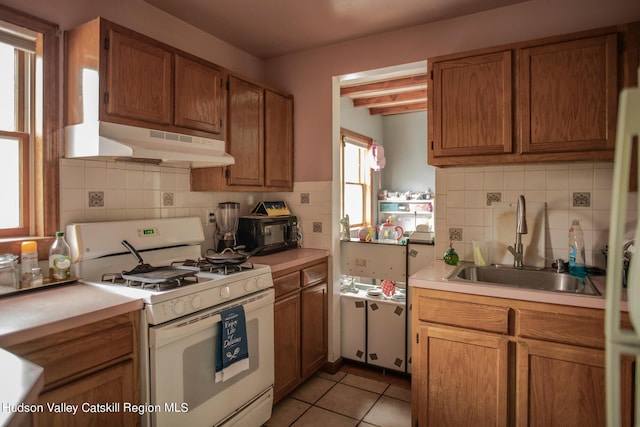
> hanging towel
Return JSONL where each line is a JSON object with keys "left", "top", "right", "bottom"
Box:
{"left": 215, "top": 305, "right": 250, "bottom": 383}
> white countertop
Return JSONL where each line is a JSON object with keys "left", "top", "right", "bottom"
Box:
{"left": 0, "top": 282, "right": 143, "bottom": 347}
{"left": 409, "top": 261, "right": 625, "bottom": 311}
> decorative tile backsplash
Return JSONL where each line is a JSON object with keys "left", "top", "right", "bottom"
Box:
{"left": 59, "top": 159, "right": 333, "bottom": 252}
{"left": 435, "top": 162, "right": 638, "bottom": 269}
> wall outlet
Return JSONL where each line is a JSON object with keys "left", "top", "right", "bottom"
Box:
{"left": 205, "top": 208, "right": 216, "bottom": 225}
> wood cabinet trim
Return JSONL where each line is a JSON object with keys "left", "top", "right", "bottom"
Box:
{"left": 416, "top": 295, "right": 510, "bottom": 334}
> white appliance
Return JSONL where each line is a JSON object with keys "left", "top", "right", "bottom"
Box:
{"left": 605, "top": 69, "right": 639, "bottom": 426}
{"left": 67, "top": 217, "right": 274, "bottom": 427}
{"left": 65, "top": 121, "right": 235, "bottom": 168}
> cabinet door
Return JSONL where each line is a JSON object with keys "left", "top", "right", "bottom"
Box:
{"left": 415, "top": 324, "right": 509, "bottom": 427}
{"left": 174, "top": 55, "right": 225, "bottom": 136}
{"left": 273, "top": 292, "right": 301, "bottom": 404}
{"left": 519, "top": 34, "right": 618, "bottom": 154}
{"left": 516, "top": 339, "right": 607, "bottom": 427}
{"left": 105, "top": 27, "right": 172, "bottom": 125}
{"left": 367, "top": 300, "right": 406, "bottom": 371}
{"left": 300, "top": 282, "right": 327, "bottom": 378}
{"left": 265, "top": 90, "right": 293, "bottom": 188}
{"left": 33, "top": 361, "right": 136, "bottom": 427}
{"left": 227, "top": 76, "right": 265, "bottom": 186}
{"left": 431, "top": 50, "right": 513, "bottom": 158}
{"left": 340, "top": 296, "right": 366, "bottom": 363}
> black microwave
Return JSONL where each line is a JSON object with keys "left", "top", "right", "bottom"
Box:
{"left": 237, "top": 215, "right": 298, "bottom": 255}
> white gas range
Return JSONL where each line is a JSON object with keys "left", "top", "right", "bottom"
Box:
{"left": 67, "top": 217, "right": 275, "bottom": 427}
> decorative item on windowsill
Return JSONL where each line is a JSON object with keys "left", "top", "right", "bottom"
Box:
{"left": 340, "top": 215, "right": 350, "bottom": 241}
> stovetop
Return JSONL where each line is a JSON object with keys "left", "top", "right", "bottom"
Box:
{"left": 86, "top": 263, "right": 274, "bottom": 325}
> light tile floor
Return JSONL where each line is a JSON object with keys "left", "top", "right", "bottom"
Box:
{"left": 265, "top": 365, "right": 411, "bottom": 427}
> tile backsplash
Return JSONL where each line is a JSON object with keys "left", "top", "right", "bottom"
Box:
{"left": 59, "top": 159, "right": 332, "bottom": 253}
{"left": 435, "top": 162, "right": 638, "bottom": 269}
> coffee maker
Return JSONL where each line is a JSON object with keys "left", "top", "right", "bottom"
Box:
{"left": 215, "top": 202, "right": 240, "bottom": 251}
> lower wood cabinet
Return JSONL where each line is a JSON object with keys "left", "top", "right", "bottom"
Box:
{"left": 7, "top": 311, "right": 140, "bottom": 427}
{"left": 274, "top": 292, "right": 301, "bottom": 400}
{"left": 412, "top": 288, "right": 634, "bottom": 427}
{"left": 415, "top": 324, "right": 509, "bottom": 427}
{"left": 272, "top": 259, "right": 328, "bottom": 404}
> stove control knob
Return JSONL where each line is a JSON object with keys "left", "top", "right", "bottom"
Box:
{"left": 245, "top": 278, "right": 257, "bottom": 292}
{"left": 173, "top": 299, "right": 185, "bottom": 315}
{"left": 220, "top": 286, "right": 230, "bottom": 299}
{"left": 191, "top": 295, "right": 202, "bottom": 309}
{"left": 257, "top": 275, "right": 271, "bottom": 289}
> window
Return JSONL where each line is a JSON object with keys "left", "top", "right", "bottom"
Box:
{"left": 0, "top": 26, "right": 34, "bottom": 237}
{"left": 341, "top": 128, "right": 372, "bottom": 228}
{"left": 0, "top": 5, "right": 60, "bottom": 253}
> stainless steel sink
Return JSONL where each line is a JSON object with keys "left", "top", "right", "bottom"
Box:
{"left": 445, "top": 264, "right": 600, "bottom": 296}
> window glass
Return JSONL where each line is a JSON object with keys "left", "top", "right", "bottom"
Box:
{"left": 0, "top": 42, "right": 16, "bottom": 131}
{"left": 341, "top": 130, "right": 372, "bottom": 228}
{"left": 0, "top": 135, "right": 20, "bottom": 228}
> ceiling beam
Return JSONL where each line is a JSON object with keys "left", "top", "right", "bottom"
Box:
{"left": 369, "top": 101, "right": 428, "bottom": 116}
{"left": 353, "top": 89, "right": 427, "bottom": 108}
{"left": 340, "top": 73, "right": 428, "bottom": 97}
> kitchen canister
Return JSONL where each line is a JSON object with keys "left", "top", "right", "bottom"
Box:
{"left": 0, "top": 254, "right": 20, "bottom": 288}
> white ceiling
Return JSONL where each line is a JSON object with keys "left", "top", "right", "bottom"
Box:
{"left": 143, "top": 0, "right": 528, "bottom": 60}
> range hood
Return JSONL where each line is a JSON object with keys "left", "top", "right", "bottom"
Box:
{"left": 65, "top": 121, "right": 234, "bottom": 168}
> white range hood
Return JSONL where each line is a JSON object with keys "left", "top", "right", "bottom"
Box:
{"left": 65, "top": 121, "right": 234, "bottom": 168}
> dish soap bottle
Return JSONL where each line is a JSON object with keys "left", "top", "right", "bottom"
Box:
{"left": 568, "top": 219, "right": 586, "bottom": 276}
{"left": 443, "top": 241, "right": 459, "bottom": 265}
{"left": 49, "top": 231, "right": 71, "bottom": 281}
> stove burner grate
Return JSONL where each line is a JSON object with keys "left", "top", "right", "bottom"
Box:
{"left": 100, "top": 271, "right": 200, "bottom": 291}
{"left": 172, "top": 259, "right": 254, "bottom": 275}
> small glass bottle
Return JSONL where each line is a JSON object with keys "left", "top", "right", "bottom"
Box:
{"left": 49, "top": 231, "right": 71, "bottom": 281}
{"left": 21, "top": 241, "right": 39, "bottom": 285}
{"left": 30, "top": 267, "right": 43, "bottom": 286}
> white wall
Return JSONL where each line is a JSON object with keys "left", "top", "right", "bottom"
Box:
{"left": 381, "top": 111, "right": 434, "bottom": 194}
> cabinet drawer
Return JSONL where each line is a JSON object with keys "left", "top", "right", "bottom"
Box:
{"left": 9, "top": 314, "right": 135, "bottom": 389}
{"left": 517, "top": 309, "right": 605, "bottom": 348}
{"left": 302, "top": 262, "right": 327, "bottom": 287}
{"left": 274, "top": 271, "right": 301, "bottom": 298}
{"left": 417, "top": 297, "right": 510, "bottom": 334}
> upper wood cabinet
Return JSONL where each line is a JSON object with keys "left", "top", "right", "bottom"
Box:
{"left": 428, "top": 24, "right": 639, "bottom": 167}
{"left": 174, "top": 54, "right": 225, "bottom": 137}
{"left": 519, "top": 34, "right": 618, "bottom": 154}
{"left": 227, "top": 76, "right": 265, "bottom": 186}
{"left": 105, "top": 27, "right": 172, "bottom": 125}
{"left": 190, "top": 77, "right": 294, "bottom": 192}
{"left": 265, "top": 90, "right": 294, "bottom": 188}
{"left": 65, "top": 17, "right": 225, "bottom": 139}
{"left": 432, "top": 50, "right": 513, "bottom": 158}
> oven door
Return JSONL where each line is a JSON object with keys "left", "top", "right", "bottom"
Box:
{"left": 149, "top": 289, "right": 274, "bottom": 427}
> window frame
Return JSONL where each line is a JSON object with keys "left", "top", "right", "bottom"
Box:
{"left": 340, "top": 128, "right": 373, "bottom": 229}
{"left": 0, "top": 5, "right": 60, "bottom": 258}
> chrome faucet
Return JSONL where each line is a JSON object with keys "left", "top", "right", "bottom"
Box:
{"left": 507, "top": 195, "right": 528, "bottom": 268}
